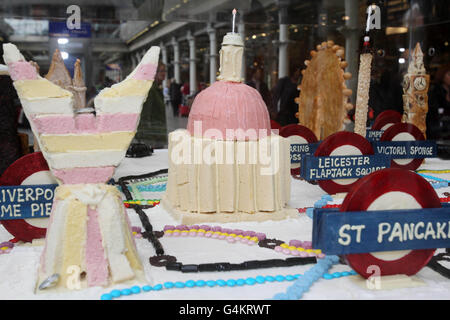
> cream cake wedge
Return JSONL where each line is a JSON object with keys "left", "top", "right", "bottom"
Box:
{"left": 3, "top": 43, "right": 160, "bottom": 291}
{"left": 3, "top": 43, "right": 160, "bottom": 184}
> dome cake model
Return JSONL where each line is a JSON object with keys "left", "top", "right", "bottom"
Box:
{"left": 162, "top": 32, "right": 296, "bottom": 224}
{"left": 2, "top": 43, "right": 160, "bottom": 291}
{"left": 295, "top": 40, "right": 353, "bottom": 140}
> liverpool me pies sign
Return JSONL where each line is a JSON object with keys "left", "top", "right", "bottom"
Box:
{"left": 0, "top": 152, "right": 57, "bottom": 242}
{"left": 0, "top": 184, "right": 56, "bottom": 220}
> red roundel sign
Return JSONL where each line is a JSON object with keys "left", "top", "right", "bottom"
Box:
{"left": 341, "top": 168, "right": 439, "bottom": 278}
{"left": 380, "top": 122, "right": 425, "bottom": 171}
{"left": 280, "top": 124, "right": 318, "bottom": 175}
{"left": 314, "top": 131, "right": 374, "bottom": 194}
{"left": 371, "top": 110, "right": 402, "bottom": 131}
{"left": 0, "top": 152, "right": 56, "bottom": 242}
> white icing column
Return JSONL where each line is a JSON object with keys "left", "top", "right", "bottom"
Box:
{"left": 187, "top": 30, "right": 197, "bottom": 96}
{"left": 160, "top": 42, "right": 168, "bottom": 89}
{"left": 217, "top": 33, "right": 244, "bottom": 82}
{"left": 171, "top": 37, "right": 181, "bottom": 84}
{"left": 207, "top": 23, "right": 218, "bottom": 84}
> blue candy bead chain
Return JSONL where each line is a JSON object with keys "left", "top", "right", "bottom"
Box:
{"left": 271, "top": 255, "right": 340, "bottom": 300}
{"left": 306, "top": 194, "right": 334, "bottom": 219}
{"left": 100, "top": 273, "right": 301, "bottom": 300}
{"left": 100, "top": 257, "right": 356, "bottom": 300}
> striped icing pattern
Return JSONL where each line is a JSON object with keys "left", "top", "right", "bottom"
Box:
{"left": 40, "top": 131, "right": 136, "bottom": 153}
{"left": 31, "top": 113, "right": 140, "bottom": 135}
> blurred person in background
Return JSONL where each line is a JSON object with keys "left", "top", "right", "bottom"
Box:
{"left": 169, "top": 78, "right": 182, "bottom": 117}
{"left": 246, "top": 67, "right": 273, "bottom": 116}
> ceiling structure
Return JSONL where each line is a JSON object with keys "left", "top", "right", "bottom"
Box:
{"left": 0, "top": 0, "right": 448, "bottom": 84}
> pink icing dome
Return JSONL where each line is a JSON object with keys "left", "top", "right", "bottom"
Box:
{"left": 187, "top": 81, "right": 271, "bottom": 140}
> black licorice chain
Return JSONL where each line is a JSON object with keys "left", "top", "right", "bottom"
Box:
{"left": 116, "top": 170, "right": 317, "bottom": 273}
{"left": 127, "top": 203, "right": 316, "bottom": 273}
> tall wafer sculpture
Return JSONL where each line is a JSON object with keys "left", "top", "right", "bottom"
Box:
{"left": 295, "top": 41, "right": 353, "bottom": 140}
{"left": 3, "top": 43, "right": 160, "bottom": 291}
{"left": 353, "top": 36, "right": 373, "bottom": 137}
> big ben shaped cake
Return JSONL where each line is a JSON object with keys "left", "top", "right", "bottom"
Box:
{"left": 402, "top": 43, "right": 430, "bottom": 137}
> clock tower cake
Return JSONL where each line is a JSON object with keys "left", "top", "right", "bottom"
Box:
{"left": 402, "top": 42, "right": 430, "bottom": 138}
{"left": 162, "top": 32, "right": 295, "bottom": 223}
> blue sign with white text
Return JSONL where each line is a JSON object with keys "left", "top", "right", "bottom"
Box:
{"left": 290, "top": 142, "right": 320, "bottom": 164}
{"left": 366, "top": 129, "right": 384, "bottom": 141}
{"left": 0, "top": 184, "right": 57, "bottom": 220}
{"left": 372, "top": 140, "right": 437, "bottom": 159}
{"left": 300, "top": 154, "right": 390, "bottom": 181}
{"left": 49, "top": 21, "right": 91, "bottom": 38}
{"left": 312, "top": 204, "right": 450, "bottom": 255}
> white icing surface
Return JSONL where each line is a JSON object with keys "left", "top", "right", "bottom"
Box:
{"left": 45, "top": 150, "right": 127, "bottom": 169}
{"left": 0, "top": 150, "right": 449, "bottom": 300}
{"left": 125, "top": 46, "right": 160, "bottom": 80}
{"left": 367, "top": 191, "right": 420, "bottom": 261}
{"left": 71, "top": 185, "right": 107, "bottom": 206}
{"left": 98, "top": 192, "right": 135, "bottom": 282}
{"left": 94, "top": 96, "right": 146, "bottom": 115}
{"left": 2, "top": 43, "right": 25, "bottom": 64}
{"left": 329, "top": 145, "right": 361, "bottom": 185}
{"left": 222, "top": 32, "right": 244, "bottom": 46}
{"left": 20, "top": 97, "right": 74, "bottom": 115}
{"left": 392, "top": 132, "right": 415, "bottom": 166}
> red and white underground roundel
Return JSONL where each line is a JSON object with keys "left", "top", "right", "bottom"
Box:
{"left": 280, "top": 124, "right": 318, "bottom": 175}
{"left": 380, "top": 122, "right": 425, "bottom": 171}
{"left": 371, "top": 110, "right": 402, "bottom": 131}
{"left": 314, "top": 131, "right": 374, "bottom": 195}
{"left": 341, "top": 168, "right": 440, "bottom": 278}
{"left": 0, "top": 152, "right": 56, "bottom": 242}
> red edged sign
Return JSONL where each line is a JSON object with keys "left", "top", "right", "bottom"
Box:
{"left": 341, "top": 168, "right": 439, "bottom": 278}
{"left": 313, "top": 131, "right": 374, "bottom": 194}
{"left": 371, "top": 110, "right": 402, "bottom": 131}
{"left": 0, "top": 152, "right": 56, "bottom": 242}
{"left": 280, "top": 124, "right": 318, "bottom": 175}
{"left": 380, "top": 122, "right": 425, "bottom": 171}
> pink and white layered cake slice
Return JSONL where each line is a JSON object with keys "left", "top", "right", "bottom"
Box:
{"left": 3, "top": 44, "right": 160, "bottom": 184}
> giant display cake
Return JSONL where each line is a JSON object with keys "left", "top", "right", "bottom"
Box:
{"left": 162, "top": 32, "right": 295, "bottom": 223}
{"left": 3, "top": 43, "right": 160, "bottom": 291}
{"left": 0, "top": 10, "right": 449, "bottom": 302}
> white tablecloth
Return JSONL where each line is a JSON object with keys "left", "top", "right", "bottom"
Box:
{"left": 1, "top": 150, "right": 449, "bottom": 300}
